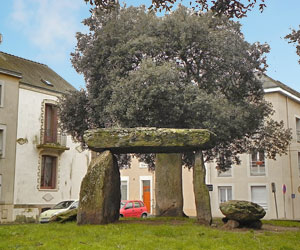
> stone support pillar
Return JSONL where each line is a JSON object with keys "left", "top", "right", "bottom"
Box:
{"left": 155, "top": 153, "right": 185, "bottom": 217}
{"left": 77, "top": 150, "right": 120, "bottom": 225}
{"left": 193, "top": 150, "right": 212, "bottom": 225}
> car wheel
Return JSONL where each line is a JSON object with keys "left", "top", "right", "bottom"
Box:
{"left": 141, "top": 213, "right": 147, "bottom": 218}
{"left": 119, "top": 214, "right": 124, "bottom": 218}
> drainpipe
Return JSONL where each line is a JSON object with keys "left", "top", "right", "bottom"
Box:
{"left": 286, "top": 96, "right": 295, "bottom": 219}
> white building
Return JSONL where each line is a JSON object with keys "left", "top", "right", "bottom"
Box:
{"left": 0, "top": 52, "right": 89, "bottom": 223}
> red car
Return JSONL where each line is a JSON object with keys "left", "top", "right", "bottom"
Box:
{"left": 120, "top": 200, "right": 148, "bottom": 218}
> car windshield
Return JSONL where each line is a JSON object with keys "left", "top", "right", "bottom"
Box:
{"left": 52, "top": 201, "right": 74, "bottom": 209}
{"left": 120, "top": 201, "right": 127, "bottom": 208}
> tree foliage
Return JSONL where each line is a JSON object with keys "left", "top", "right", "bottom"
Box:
{"left": 83, "top": 0, "right": 266, "bottom": 18}
{"left": 58, "top": 90, "right": 89, "bottom": 144}
{"left": 83, "top": 0, "right": 300, "bottom": 65}
{"left": 285, "top": 27, "right": 300, "bottom": 64}
{"left": 60, "top": 5, "right": 291, "bottom": 170}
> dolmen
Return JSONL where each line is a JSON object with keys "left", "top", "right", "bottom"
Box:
{"left": 220, "top": 200, "right": 266, "bottom": 229}
{"left": 77, "top": 127, "right": 216, "bottom": 225}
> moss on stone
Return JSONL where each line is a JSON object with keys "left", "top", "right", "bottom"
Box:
{"left": 77, "top": 151, "right": 120, "bottom": 225}
{"left": 220, "top": 200, "right": 266, "bottom": 222}
{"left": 84, "top": 127, "right": 216, "bottom": 153}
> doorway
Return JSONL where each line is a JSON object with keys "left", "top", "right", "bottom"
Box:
{"left": 140, "top": 177, "right": 152, "bottom": 214}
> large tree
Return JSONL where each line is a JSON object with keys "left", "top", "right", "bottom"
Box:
{"left": 59, "top": 5, "right": 291, "bottom": 223}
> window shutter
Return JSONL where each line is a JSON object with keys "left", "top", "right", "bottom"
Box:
{"left": 52, "top": 106, "right": 58, "bottom": 143}
{"left": 0, "top": 174, "right": 2, "bottom": 200}
{"left": 251, "top": 186, "right": 267, "bottom": 210}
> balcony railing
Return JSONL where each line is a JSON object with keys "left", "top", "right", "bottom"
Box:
{"left": 250, "top": 162, "right": 265, "bottom": 176}
{"left": 42, "top": 129, "right": 67, "bottom": 146}
{"left": 37, "top": 129, "right": 69, "bottom": 153}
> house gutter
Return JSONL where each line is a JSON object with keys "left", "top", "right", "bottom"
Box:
{"left": 265, "top": 87, "right": 300, "bottom": 103}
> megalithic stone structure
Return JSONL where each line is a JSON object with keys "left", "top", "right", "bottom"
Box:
{"left": 78, "top": 127, "right": 216, "bottom": 225}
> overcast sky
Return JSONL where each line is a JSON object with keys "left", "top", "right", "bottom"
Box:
{"left": 0, "top": 0, "right": 300, "bottom": 92}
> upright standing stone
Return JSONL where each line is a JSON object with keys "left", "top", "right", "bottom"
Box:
{"left": 193, "top": 150, "right": 212, "bottom": 225}
{"left": 77, "top": 150, "right": 120, "bottom": 225}
{"left": 155, "top": 153, "right": 185, "bottom": 216}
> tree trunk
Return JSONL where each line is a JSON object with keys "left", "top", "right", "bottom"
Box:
{"left": 155, "top": 153, "right": 185, "bottom": 217}
{"left": 193, "top": 150, "right": 212, "bottom": 225}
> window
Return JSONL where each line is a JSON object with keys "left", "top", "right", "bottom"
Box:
{"left": 52, "top": 201, "right": 74, "bottom": 209}
{"left": 218, "top": 186, "right": 232, "bottom": 203}
{"left": 139, "top": 162, "right": 148, "bottom": 169}
{"left": 251, "top": 186, "right": 267, "bottom": 210}
{"left": 0, "top": 82, "right": 3, "bottom": 107}
{"left": 0, "top": 125, "right": 6, "bottom": 158}
{"left": 41, "top": 79, "right": 53, "bottom": 86}
{"left": 134, "top": 201, "right": 141, "bottom": 208}
{"left": 125, "top": 202, "right": 133, "bottom": 209}
{"left": 298, "top": 152, "right": 300, "bottom": 176}
{"left": 121, "top": 180, "right": 128, "bottom": 200}
{"left": 0, "top": 174, "right": 2, "bottom": 201}
{"left": 44, "top": 104, "right": 58, "bottom": 143}
{"left": 297, "top": 118, "right": 300, "bottom": 142}
{"left": 250, "top": 151, "right": 265, "bottom": 176}
{"left": 40, "top": 155, "right": 57, "bottom": 189}
{"left": 218, "top": 167, "right": 232, "bottom": 177}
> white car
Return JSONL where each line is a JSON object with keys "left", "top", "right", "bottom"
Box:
{"left": 39, "top": 200, "right": 78, "bottom": 223}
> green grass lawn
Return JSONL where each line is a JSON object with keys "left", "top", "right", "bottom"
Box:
{"left": 0, "top": 218, "right": 299, "bottom": 250}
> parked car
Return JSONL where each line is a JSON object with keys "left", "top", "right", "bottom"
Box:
{"left": 39, "top": 200, "right": 78, "bottom": 223}
{"left": 120, "top": 200, "right": 148, "bottom": 218}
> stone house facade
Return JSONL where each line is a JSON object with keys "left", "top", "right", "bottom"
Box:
{"left": 0, "top": 52, "right": 89, "bottom": 223}
{"left": 121, "top": 75, "right": 300, "bottom": 220}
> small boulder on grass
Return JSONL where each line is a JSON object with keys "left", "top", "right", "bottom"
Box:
{"left": 49, "top": 209, "right": 78, "bottom": 223}
{"left": 220, "top": 200, "right": 266, "bottom": 229}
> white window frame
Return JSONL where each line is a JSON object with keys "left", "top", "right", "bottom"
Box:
{"left": 40, "top": 155, "right": 58, "bottom": 190}
{"left": 298, "top": 152, "right": 300, "bottom": 177}
{"left": 0, "top": 81, "right": 4, "bottom": 107}
{"left": 217, "top": 166, "right": 232, "bottom": 177}
{"left": 0, "top": 124, "right": 7, "bottom": 158}
{"left": 249, "top": 151, "right": 266, "bottom": 176}
{"left": 120, "top": 176, "right": 129, "bottom": 200}
{"left": 139, "top": 176, "right": 153, "bottom": 214}
{"left": 249, "top": 184, "right": 268, "bottom": 211}
{"left": 218, "top": 185, "right": 233, "bottom": 204}
{"left": 139, "top": 162, "right": 148, "bottom": 169}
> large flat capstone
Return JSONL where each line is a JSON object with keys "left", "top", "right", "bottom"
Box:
{"left": 84, "top": 127, "right": 216, "bottom": 154}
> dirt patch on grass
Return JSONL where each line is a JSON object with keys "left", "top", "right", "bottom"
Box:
{"left": 261, "top": 224, "right": 299, "bottom": 232}
{"left": 116, "top": 218, "right": 300, "bottom": 232}
{"left": 116, "top": 219, "right": 188, "bottom": 225}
